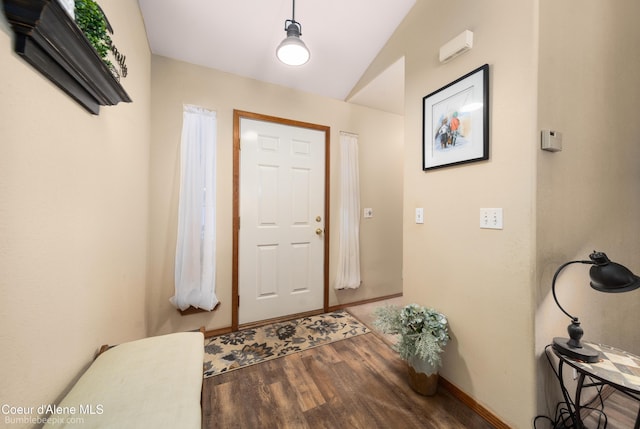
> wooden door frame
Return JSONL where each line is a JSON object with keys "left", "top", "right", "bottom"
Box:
{"left": 232, "top": 110, "right": 330, "bottom": 331}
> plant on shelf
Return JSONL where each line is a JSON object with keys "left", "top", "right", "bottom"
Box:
{"left": 374, "top": 303, "right": 450, "bottom": 367}
{"left": 74, "top": 0, "right": 112, "bottom": 64}
{"left": 74, "top": 0, "right": 128, "bottom": 79}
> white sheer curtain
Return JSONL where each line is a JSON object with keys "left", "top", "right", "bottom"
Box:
{"left": 334, "top": 132, "right": 361, "bottom": 289}
{"left": 170, "top": 105, "right": 219, "bottom": 311}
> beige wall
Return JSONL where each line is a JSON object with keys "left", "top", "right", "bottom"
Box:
{"left": 147, "top": 55, "right": 404, "bottom": 334}
{"left": 361, "top": 1, "right": 540, "bottom": 427}
{"left": 360, "top": 0, "right": 640, "bottom": 426}
{"left": 0, "top": 0, "right": 151, "bottom": 426}
{"left": 536, "top": 0, "right": 640, "bottom": 420}
{"left": 5, "top": 1, "right": 636, "bottom": 427}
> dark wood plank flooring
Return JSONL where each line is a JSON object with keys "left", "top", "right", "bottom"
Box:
{"left": 202, "top": 332, "right": 494, "bottom": 428}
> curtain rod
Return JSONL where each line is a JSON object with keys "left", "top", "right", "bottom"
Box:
{"left": 183, "top": 104, "right": 216, "bottom": 114}
{"left": 340, "top": 131, "right": 359, "bottom": 137}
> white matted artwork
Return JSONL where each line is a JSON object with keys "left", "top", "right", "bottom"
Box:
{"left": 422, "top": 64, "right": 489, "bottom": 171}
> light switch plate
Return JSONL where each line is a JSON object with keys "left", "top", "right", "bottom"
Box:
{"left": 363, "top": 208, "right": 373, "bottom": 218}
{"left": 415, "top": 208, "right": 424, "bottom": 224}
{"left": 480, "top": 208, "right": 503, "bottom": 229}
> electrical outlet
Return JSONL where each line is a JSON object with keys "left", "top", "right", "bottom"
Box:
{"left": 480, "top": 208, "right": 503, "bottom": 229}
{"left": 363, "top": 208, "right": 373, "bottom": 218}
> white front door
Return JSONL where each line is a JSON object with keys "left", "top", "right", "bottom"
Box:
{"left": 238, "top": 117, "right": 326, "bottom": 324}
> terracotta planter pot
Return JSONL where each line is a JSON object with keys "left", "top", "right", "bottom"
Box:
{"left": 406, "top": 355, "right": 439, "bottom": 396}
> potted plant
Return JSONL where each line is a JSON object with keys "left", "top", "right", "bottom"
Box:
{"left": 74, "top": 0, "right": 127, "bottom": 79}
{"left": 373, "top": 303, "right": 450, "bottom": 395}
{"left": 74, "top": 0, "right": 112, "bottom": 63}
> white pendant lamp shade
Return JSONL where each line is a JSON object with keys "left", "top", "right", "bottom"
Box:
{"left": 276, "top": 1, "right": 310, "bottom": 66}
{"left": 276, "top": 24, "right": 310, "bottom": 66}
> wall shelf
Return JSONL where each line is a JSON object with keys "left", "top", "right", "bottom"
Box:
{"left": 3, "top": 0, "right": 131, "bottom": 115}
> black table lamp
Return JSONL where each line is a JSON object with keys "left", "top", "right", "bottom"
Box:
{"left": 552, "top": 250, "right": 640, "bottom": 363}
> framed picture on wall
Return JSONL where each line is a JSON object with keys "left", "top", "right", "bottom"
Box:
{"left": 422, "top": 64, "right": 489, "bottom": 171}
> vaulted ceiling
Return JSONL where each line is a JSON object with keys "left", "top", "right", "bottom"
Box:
{"left": 137, "top": 0, "right": 415, "bottom": 115}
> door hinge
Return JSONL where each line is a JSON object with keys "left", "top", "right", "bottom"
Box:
{"left": 237, "top": 295, "right": 240, "bottom": 307}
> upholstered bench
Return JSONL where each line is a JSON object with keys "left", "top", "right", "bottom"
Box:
{"left": 43, "top": 332, "right": 204, "bottom": 428}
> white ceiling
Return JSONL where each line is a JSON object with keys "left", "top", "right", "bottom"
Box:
{"left": 137, "top": 0, "right": 414, "bottom": 115}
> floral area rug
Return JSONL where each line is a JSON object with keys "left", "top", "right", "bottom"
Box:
{"left": 203, "top": 310, "right": 369, "bottom": 378}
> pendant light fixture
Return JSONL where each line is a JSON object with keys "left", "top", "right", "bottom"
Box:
{"left": 276, "top": 0, "right": 310, "bottom": 66}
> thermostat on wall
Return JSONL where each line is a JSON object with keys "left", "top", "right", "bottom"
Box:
{"left": 541, "top": 130, "right": 563, "bottom": 152}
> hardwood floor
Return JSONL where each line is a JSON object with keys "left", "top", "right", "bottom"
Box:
{"left": 202, "top": 332, "right": 494, "bottom": 428}
{"left": 582, "top": 389, "right": 639, "bottom": 428}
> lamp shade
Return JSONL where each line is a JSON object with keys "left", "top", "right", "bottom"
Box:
{"left": 276, "top": 23, "right": 309, "bottom": 66}
{"left": 589, "top": 252, "right": 640, "bottom": 293}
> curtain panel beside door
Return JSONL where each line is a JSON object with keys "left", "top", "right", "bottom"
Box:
{"left": 334, "top": 132, "right": 361, "bottom": 290}
{"left": 171, "top": 105, "right": 219, "bottom": 311}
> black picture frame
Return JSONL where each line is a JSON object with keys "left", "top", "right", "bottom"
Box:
{"left": 422, "top": 64, "right": 489, "bottom": 171}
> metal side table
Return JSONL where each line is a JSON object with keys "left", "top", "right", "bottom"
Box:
{"left": 548, "top": 343, "right": 640, "bottom": 428}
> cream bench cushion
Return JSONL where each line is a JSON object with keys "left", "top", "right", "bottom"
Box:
{"left": 43, "top": 332, "right": 204, "bottom": 428}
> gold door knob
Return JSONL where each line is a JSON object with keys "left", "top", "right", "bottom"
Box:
{"left": 315, "top": 228, "right": 323, "bottom": 235}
